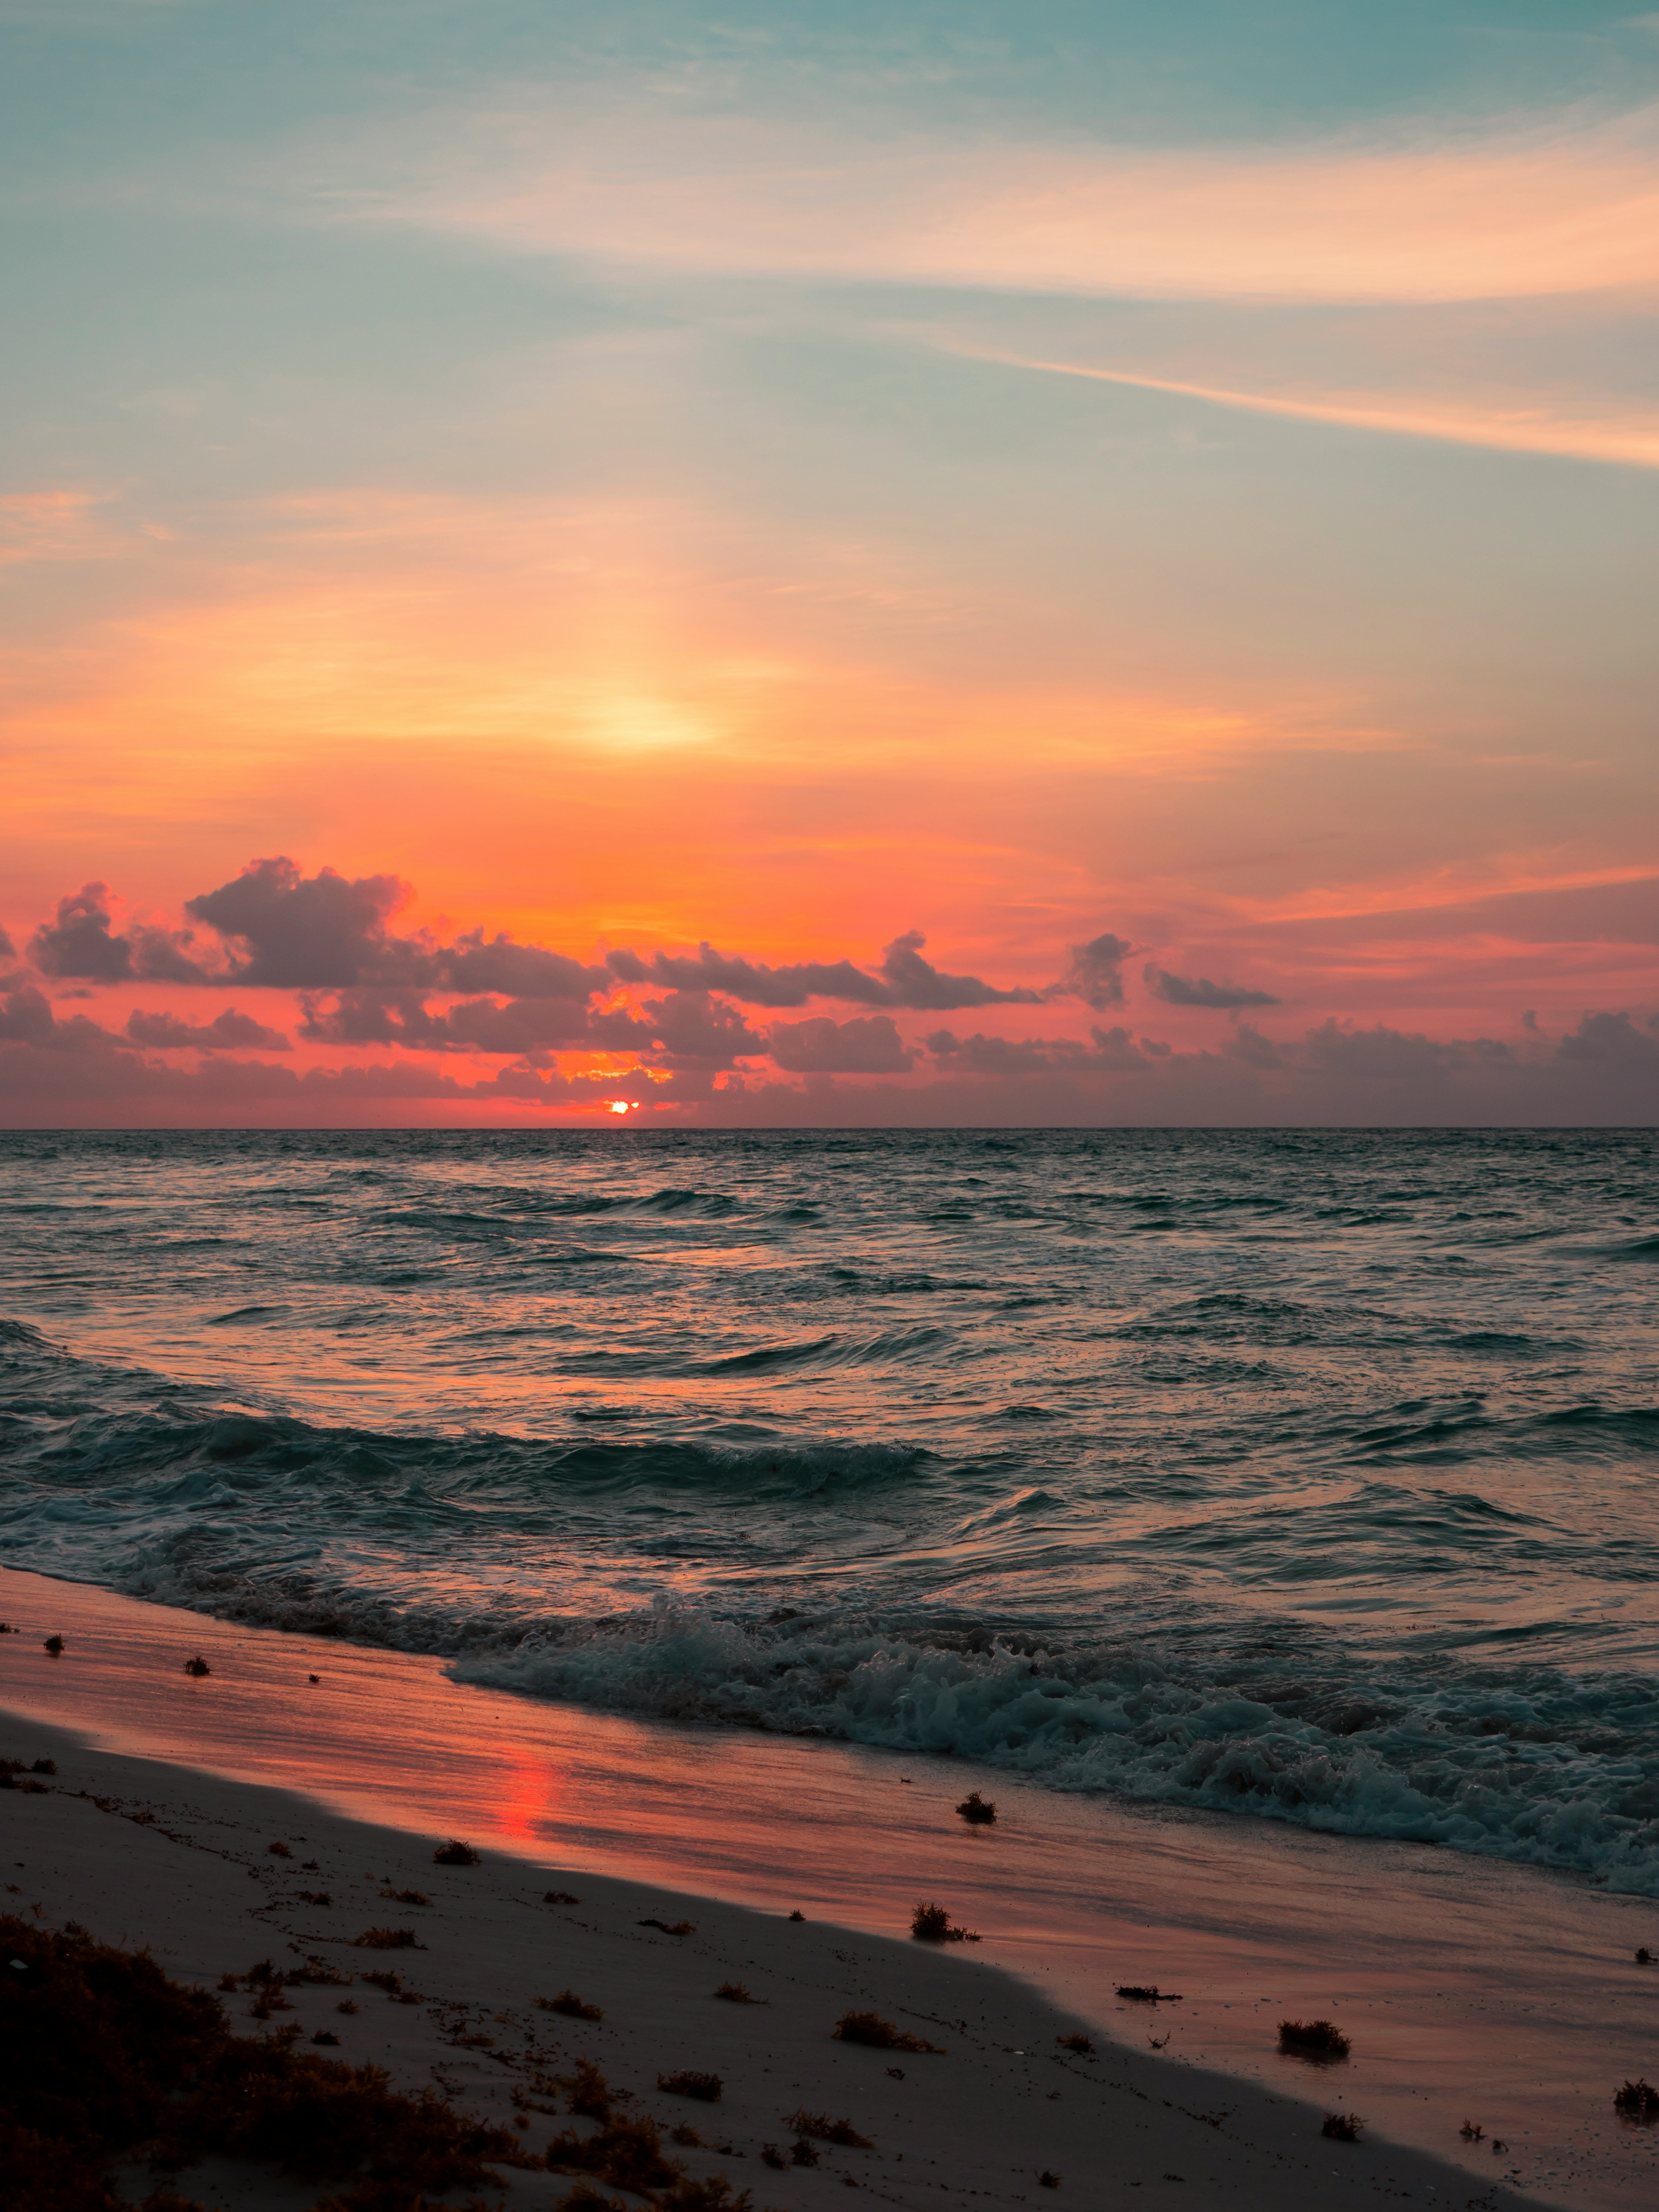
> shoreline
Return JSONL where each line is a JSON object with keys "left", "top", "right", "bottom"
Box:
{"left": 3, "top": 1566, "right": 1656, "bottom": 2208}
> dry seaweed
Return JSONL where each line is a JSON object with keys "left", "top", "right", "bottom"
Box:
{"left": 1614, "top": 2078, "right": 1659, "bottom": 2119}
{"left": 713, "top": 1981, "right": 761, "bottom": 2004}
{"left": 955, "top": 1792, "right": 997, "bottom": 1826}
{"left": 538, "top": 1990, "right": 604, "bottom": 2022}
{"left": 1056, "top": 2033, "right": 1093, "bottom": 2054}
{"left": 910, "top": 1902, "right": 980, "bottom": 1944}
{"left": 658, "top": 2070, "right": 723, "bottom": 2102}
{"left": 1279, "top": 2019, "right": 1351, "bottom": 2061}
{"left": 1321, "top": 2112, "right": 1365, "bottom": 2142}
{"left": 433, "top": 1839, "right": 481, "bottom": 1866}
{"left": 783, "top": 2109, "right": 872, "bottom": 2148}
{"left": 545, "top": 2111, "right": 680, "bottom": 2191}
{"left": 832, "top": 2010, "right": 942, "bottom": 2054}
{"left": 0, "top": 1911, "right": 520, "bottom": 2207}
{"left": 350, "top": 1929, "right": 422, "bottom": 1950}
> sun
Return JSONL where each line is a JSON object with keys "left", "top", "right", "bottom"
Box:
{"left": 606, "top": 1099, "right": 634, "bottom": 1114}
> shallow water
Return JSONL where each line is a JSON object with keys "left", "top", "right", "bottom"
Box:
{"left": 3, "top": 1127, "right": 1659, "bottom": 1887}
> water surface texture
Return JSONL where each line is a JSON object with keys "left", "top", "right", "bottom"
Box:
{"left": 3, "top": 1128, "right": 1658, "bottom": 1887}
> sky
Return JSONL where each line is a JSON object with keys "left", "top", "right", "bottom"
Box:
{"left": 2, "top": 0, "right": 1656, "bottom": 1126}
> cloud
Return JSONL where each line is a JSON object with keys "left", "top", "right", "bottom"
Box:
{"left": 1046, "top": 931, "right": 1134, "bottom": 1010}
{"left": 1556, "top": 1008, "right": 1659, "bottom": 1065}
{"left": 604, "top": 932, "right": 1035, "bottom": 1009}
{"left": 28, "top": 882, "right": 213, "bottom": 984}
{"left": 605, "top": 942, "right": 893, "bottom": 1008}
{"left": 336, "top": 96, "right": 1659, "bottom": 305}
{"left": 878, "top": 931, "right": 1040, "bottom": 1010}
{"left": 926, "top": 1023, "right": 1150, "bottom": 1073}
{"left": 124, "top": 1007, "right": 291, "bottom": 1052}
{"left": 30, "top": 883, "right": 141, "bottom": 982}
{"left": 184, "top": 857, "right": 431, "bottom": 988}
{"left": 768, "top": 1014, "right": 914, "bottom": 1073}
{"left": 0, "top": 925, "right": 14, "bottom": 961}
{"left": 1146, "top": 966, "right": 1281, "bottom": 1009}
{"left": 950, "top": 346, "right": 1659, "bottom": 474}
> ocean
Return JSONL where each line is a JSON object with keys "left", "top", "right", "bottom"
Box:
{"left": 3, "top": 1126, "right": 1658, "bottom": 1890}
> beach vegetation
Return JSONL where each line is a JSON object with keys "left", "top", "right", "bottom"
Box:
{"left": 0, "top": 1911, "right": 525, "bottom": 2210}
{"left": 544, "top": 1889, "right": 581, "bottom": 1904}
{"left": 379, "top": 1886, "right": 430, "bottom": 1906}
{"left": 1637, "top": 1947, "right": 1652, "bottom": 1964}
{"left": 44, "top": 1634, "right": 64, "bottom": 1655}
{"left": 788, "top": 1909, "right": 806, "bottom": 1921}
{"left": 760, "top": 2145, "right": 786, "bottom": 2169}
{"left": 955, "top": 1791, "right": 997, "bottom": 1825}
{"left": 433, "top": 1839, "right": 480, "bottom": 1865}
{"left": 910, "top": 1901, "right": 980, "bottom": 1943}
{"left": 546, "top": 2110, "right": 679, "bottom": 2190}
{"left": 288, "top": 1961, "right": 352, "bottom": 1987}
{"left": 1614, "top": 2078, "right": 1659, "bottom": 2118}
{"left": 1056, "top": 2034, "right": 1093, "bottom": 2054}
{"left": 784, "top": 2109, "right": 872, "bottom": 2148}
{"left": 31, "top": 1759, "right": 56, "bottom": 1775}
{"left": 790, "top": 2136, "right": 820, "bottom": 2165}
{"left": 713, "top": 1980, "right": 761, "bottom": 2003}
{"left": 337, "top": 2001, "right": 359, "bottom": 2015}
{"left": 358, "top": 1971, "right": 406, "bottom": 1996}
{"left": 297, "top": 1891, "right": 333, "bottom": 1907}
{"left": 183, "top": 1657, "right": 210, "bottom": 1678}
{"left": 1321, "top": 2112, "right": 1365, "bottom": 2141}
{"left": 567, "top": 2061, "right": 614, "bottom": 2119}
{"left": 832, "top": 2010, "right": 942, "bottom": 2053}
{"left": 550, "top": 2190, "right": 628, "bottom": 2212}
{"left": 1279, "top": 2019, "right": 1351, "bottom": 2060}
{"left": 311, "top": 2031, "right": 340, "bottom": 2046}
{"left": 350, "top": 1928, "right": 422, "bottom": 1950}
{"left": 657, "top": 2181, "right": 753, "bottom": 2211}
{"left": 669, "top": 2123, "right": 704, "bottom": 2146}
{"left": 267, "top": 1841, "right": 292, "bottom": 1858}
{"left": 538, "top": 1990, "right": 604, "bottom": 2021}
{"left": 658, "top": 2070, "right": 723, "bottom": 2102}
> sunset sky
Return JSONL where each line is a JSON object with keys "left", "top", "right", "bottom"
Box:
{"left": 3, "top": 0, "right": 1657, "bottom": 1124}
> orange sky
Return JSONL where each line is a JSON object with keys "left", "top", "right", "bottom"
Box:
{"left": 2, "top": 3, "right": 1656, "bottom": 1124}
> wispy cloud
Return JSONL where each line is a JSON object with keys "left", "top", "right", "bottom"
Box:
{"left": 313, "top": 96, "right": 1659, "bottom": 304}
{"left": 940, "top": 345, "right": 1659, "bottom": 470}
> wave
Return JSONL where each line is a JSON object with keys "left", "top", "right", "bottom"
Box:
{"left": 451, "top": 1603, "right": 1659, "bottom": 1894}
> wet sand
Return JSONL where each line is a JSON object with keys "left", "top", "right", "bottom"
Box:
{"left": 3, "top": 1564, "right": 1655, "bottom": 2208}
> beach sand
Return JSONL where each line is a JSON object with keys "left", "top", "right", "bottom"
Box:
{"left": 3, "top": 1566, "right": 1651, "bottom": 2210}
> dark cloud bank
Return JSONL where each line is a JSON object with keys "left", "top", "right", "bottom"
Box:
{"left": 4, "top": 858, "right": 1656, "bottom": 1126}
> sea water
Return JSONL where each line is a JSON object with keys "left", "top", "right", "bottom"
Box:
{"left": 3, "top": 1127, "right": 1657, "bottom": 1889}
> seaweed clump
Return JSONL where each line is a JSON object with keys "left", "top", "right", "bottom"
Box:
{"left": 910, "top": 1902, "right": 980, "bottom": 1944}
{"left": 832, "top": 2010, "right": 942, "bottom": 2054}
{"left": 538, "top": 1991, "right": 604, "bottom": 2021}
{"left": 955, "top": 1792, "right": 997, "bottom": 1826}
{"left": 1057, "top": 2033, "right": 1093, "bottom": 2054}
{"left": 658, "top": 2071, "right": 722, "bottom": 2103}
{"left": 1279, "top": 2019, "right": 1351, "bottom": 2061}
{"left": 0, "top": 1911, "right": 522, "bottom": 2211}
{"left": 1116, "top": 1986, "right": 1181, "bottom": 2003}
{"left": 433, "top": 1839, "right": 480, "bottom": 1866}
{"left": 1321, "top": 2112, "right": 1365, "bottom": 2142}
{"left": 1614, "top": 2078, "right": 1659, "bottom": 2120}
{"left": 713, "top": 1982, "right": 760, "bottom": 2004}
{"left": 783, "top": 2109, "right": 872, "bottom": 2147}
{"left": 545, "top": 2110, "right": 680, "bottom": 2192}
{"left": 350, "top": 1928, "right": 422, "bottom": 1951}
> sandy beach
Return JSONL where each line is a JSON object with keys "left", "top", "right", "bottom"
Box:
{"left": 9, "top": 1568, "right": 1649, "bottom": 2212}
